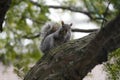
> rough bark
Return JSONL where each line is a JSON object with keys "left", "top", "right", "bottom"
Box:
{"left": 24, "top": 14, "right": 120, "bottom": 80}
{"left": 0, "top": 0, "right": 11, "bottom": 32}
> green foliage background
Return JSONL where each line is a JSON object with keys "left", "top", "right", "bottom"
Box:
{"left": 105, "top": 48, "right": 120, "bottom": 80}
{"left": 0, "top": 0, "right": 120, "bottom": 79}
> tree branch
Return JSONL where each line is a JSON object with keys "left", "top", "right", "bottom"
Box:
{"left": 22, "top": 32, "right": 41, "bottom": 39}
{"left": 24, "top": 14, "right": 120, "bottom": 80}
{"left": 29, "top": 0, "right": 94, "bottom": 19}
{"left": 30, "top": 0, "right": 109, "bottom": 22}
{"left": 22, "top": 28, "right": 98, "bottom": 39}
{"left": 0, "top": 0, "right": 11, "bottom": 32}
{"left": 72, "top": 28, "right": 98, "bottom": 33}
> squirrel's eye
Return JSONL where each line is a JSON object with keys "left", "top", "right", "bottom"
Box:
{"left": 64, "top": 30, "right": 67, "bottom": 33}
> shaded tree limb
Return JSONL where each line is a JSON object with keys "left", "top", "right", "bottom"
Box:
{"left": 24, "top": 14, "right": 120, "bottom": 80}
{"left": 0, "top": 0, "right": 11, "bottom": 32}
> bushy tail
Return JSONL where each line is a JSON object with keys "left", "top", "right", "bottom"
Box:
{"left": 41, "top": 22, "right": 60, "bottom": 39}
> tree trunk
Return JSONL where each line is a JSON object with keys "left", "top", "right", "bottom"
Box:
{"left": 24, "top": 14, "right": 120, "bottom": 80}
{"left": 0, "top": 0, "right": 11, "bottom": 32}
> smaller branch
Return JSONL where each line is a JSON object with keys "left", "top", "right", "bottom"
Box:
{"left": 22, "top": 32, "right": 41, "bottom": 39}
{"left": 48, "top": 5, "right": 93, "bottom": 18}
{"left": 93, "top": 17, "right": 108, "bottom": 22}
{"left": 22, "top": 28, "right": 98, "bottom": 39}
{"left": 72, "top": 28, "right": 98, "bottom": 33}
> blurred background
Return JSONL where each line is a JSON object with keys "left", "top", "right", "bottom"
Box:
{"left": 0, "top": 0, "right": 120, "bottom": 80}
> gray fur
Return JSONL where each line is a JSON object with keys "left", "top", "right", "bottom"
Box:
{"left": 40, "top": 22, "right": 72, "bottom": 53}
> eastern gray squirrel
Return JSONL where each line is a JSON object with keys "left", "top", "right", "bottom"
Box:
{"left": 40, "top": 21, "right": 72, "bottom": 53}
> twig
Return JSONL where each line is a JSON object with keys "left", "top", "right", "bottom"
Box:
{"left": 22, "top": 32, "right": 41, "bottom": 39}
{"left": 93, "top": 17, "right": 107, "bottom": 22}
{"left": 101, "top": 1, "right": 111, "bottom": 28}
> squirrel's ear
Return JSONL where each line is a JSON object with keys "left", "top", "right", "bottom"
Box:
{"left": 61, "top": 21, "right": 64, "bottom": 25}
{"left": 46, "top": 24, "right": 51, "bottom": 30}
{"left": 70, "top": 23, "right": 72, "bottom": 26}
{"left": 47, "top": 24, "right": 51, "bottom": 28}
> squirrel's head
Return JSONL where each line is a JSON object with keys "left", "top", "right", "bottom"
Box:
{"left": 61, "top": 21, "right": 72, "bottom": 30}
{"left": 60, "top": 21, "right": 72, "bottom": 34}
{"left": 61, "top": 21, "right": 72, "bottom": 28}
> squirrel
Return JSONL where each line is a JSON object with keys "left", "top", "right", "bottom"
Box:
{"left": 40, "top": 21, "right": 72, "bottom": 53}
